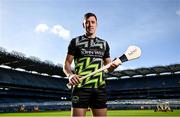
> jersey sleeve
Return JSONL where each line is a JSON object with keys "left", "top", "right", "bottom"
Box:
{"left": 67, "top": 38, "right": 76, "bottom": 56}
{"left": 103, "top": 41, "right": 110, "bottom": 59}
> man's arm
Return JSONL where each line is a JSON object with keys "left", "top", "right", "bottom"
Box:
{"left": 63, "top": 54, "right": 74, "bottom": 76}
{"left": 63, "top": 54, "right": 80, "bottom": 85}
{"left": 104, "top": 58, "right": 119, "bottom": 72}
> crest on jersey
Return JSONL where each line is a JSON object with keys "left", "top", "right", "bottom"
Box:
{"left": 72, "top": 96, "right": 79, "bottom": 103}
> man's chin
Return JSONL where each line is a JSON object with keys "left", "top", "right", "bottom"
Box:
{"left": 87, "top": 31, "right": 95, "bottom": 35}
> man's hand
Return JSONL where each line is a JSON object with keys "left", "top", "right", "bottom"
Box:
{"left": 107, "top": 58, "right": 121, "bottom": 72}
{"left": 68, "top": 74, "right": 81, "bottom": 85}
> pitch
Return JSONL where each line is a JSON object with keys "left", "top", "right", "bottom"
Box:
{"left": 0, "top": 110, "right": 180, "bottom": 117}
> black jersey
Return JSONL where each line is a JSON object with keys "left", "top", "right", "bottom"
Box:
{"left": 68, "top": 35, "right": 110, "bottom": 88}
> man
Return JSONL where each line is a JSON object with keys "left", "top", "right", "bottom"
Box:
{"left": 63, "top": 12, "right": 120, "bottom": 117}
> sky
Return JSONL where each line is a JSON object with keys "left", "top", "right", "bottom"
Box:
{"left": 0, "top": 0, "right": 180, "bottom": 70}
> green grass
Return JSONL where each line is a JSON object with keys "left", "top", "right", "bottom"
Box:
{"left": 0, "top": 110, "right": 180, "bottom": 117}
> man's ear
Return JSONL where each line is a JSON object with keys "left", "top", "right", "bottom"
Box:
{"left": 82, "top": 22, "right": 85, "bottom": 28}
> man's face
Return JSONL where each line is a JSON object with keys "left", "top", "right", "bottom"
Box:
{"left": 83, "top": 16, "right": 97, "bottom": 36}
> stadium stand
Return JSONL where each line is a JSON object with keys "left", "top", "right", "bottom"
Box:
{"left": 0, "top": 47, "right": 180, "bottom": 112}
{"left": 0, "top": 67, "right": 70, "bottom": 112}
{"left": 106, "top": 74, "right": 180, "bottom": 99}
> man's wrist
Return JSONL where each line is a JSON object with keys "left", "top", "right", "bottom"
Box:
{"left": 67, "top": 74, "right": 74, "bottom": 78}
{"left": 67, "top": 74, "right": 72, "bottom": 77}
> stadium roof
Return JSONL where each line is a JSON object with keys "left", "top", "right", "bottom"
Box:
{"left": 0, "top": 46, "right": 180, "bottom": 78}
{"left": 105, "top": 64, "right": 180, "bottom": 78}
{"left": 0, "top": 47, "right": 66, "bottom": 77}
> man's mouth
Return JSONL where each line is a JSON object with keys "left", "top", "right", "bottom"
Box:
{"left": 89, "top": 28, "right": 94, "bottom": 30}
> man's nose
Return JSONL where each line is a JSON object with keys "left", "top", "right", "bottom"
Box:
{"left": 89, "top": 22, "right": 93, "bottom": 26}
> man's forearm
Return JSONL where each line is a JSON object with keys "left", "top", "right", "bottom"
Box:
{"left": 63, "top": 62, "right": 74, "bottom": 77}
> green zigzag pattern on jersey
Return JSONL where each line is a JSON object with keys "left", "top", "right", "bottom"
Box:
{"left": 84, "top": 71, "right": 103, "bottom": 88}
{"left": 83, "top": 62, "right": 100, "bottom": 87}
{"left": 75, "top": 57, "right": 90, "bottom": 75}
{"left": 75, "top": 57, "right": 103, "bottom": 88}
